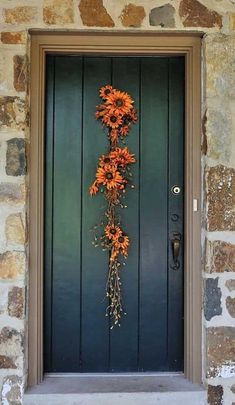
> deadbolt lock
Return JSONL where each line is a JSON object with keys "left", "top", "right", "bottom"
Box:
{"left": 171, "top": 185, "right": 181, "bottom": 195}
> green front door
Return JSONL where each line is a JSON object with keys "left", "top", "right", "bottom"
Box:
{"left": 44, "top": 55, "right": 184, "bottom": 373}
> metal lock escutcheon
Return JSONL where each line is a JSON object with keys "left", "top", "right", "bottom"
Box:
{"left": 171, "top": 185, "right": 181, "bottom": 195}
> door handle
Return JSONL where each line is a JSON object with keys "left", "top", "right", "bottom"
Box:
{"left": 171, "top": 233, "right": 181, "bottom": 270}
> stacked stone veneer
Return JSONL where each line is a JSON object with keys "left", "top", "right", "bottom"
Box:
{"left": 0, "top": 0, "right": 234, "bottom": 404}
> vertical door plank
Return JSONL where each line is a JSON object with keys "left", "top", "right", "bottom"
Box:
{"left": 139, "top": 58, "right": 169, "bottom": 371}
{"left": 51, "top": 56, "right": 83, "bottom": 371}
{"left": 168, "top": 57, "right": 184, "bottom": 371}
{"left": 81, "top": 57, "right": 111, "bottom": 372}
{"left": 109, "top": 57, "right": 140, "bottom": 371}
{"left": 44, "top": 55, "right": 55, "bottom": 372}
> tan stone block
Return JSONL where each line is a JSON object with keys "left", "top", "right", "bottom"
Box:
{"left": 205, "top": 36, "right": 235, "bottom": 99}
{"left": 3, "top": 7, "right": 38, "bottom": 25}
{"left": 206, "top": 107, "right": 232, "bottom": 163}
{"left": 225, "top": 279, "right": 235, "bottom": 291}
{"left": 207, "top": 240, "right": 235, "bottom": 273}
{"left": 0, "top": 52, "right": 14, "bottom": 92}
{"left": 43, "top": 0, "right": 74, "bottom": 25}
{"left": 0, "top": 251, "right": 25, "bottom": 280}
{"left": 8, "top": 287, "right": 24, "bottom": 319}
{"left": 206, "top": 165, "right": 235, "bottom": 231}
{"left": 0, "top": 183, "right": 25, "bottom": 205}
{"left": 226, "top": 296, "right": 235, "bottom": 318}
{"left": 120, "top": 4, "right": 146, "bottom": 28}
{"left": 0, "top": 328, "right": 23, "bottom": 357}
{"left": 0, "top": 355, "right": 16, "bottom": 369}
{"left": 13, "top": 55, "right": 27, "bottom": 93}
{"left": 207, "top": 327, "right": 235, "bottom": 378}
{"left": 179, "top": 0, "right": 222, "bottom": 28}
{"left": 5, "top": 214, "right": 25, "bottom": 245}
{"left": 79, "top": 0, "right": 114, "bottom": 27}
{"left": 0, "top": 96, "right": 26, "bottom": 130}
{"left": 1, "top": 32, "right": 26, "bottom": 45}
{"left": 230, "top": 13, "right": 235, "bottom": 30}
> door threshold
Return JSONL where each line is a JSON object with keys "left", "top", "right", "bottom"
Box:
{"left": 45, "top": 372, "right": 183, "bottom": 378}
{"left": 26, "top": 374, "right": 204, "bottom": 395}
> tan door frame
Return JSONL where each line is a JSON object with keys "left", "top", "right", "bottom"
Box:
{"left": 29, "top": 31, "right": 202, "bottom": 387}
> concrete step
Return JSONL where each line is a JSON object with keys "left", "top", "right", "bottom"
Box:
{"left": 24, "top": 391, "right": 207, "bottom": 405}
{"left": 24, "top": 375, "right": 206, "bottom": 405}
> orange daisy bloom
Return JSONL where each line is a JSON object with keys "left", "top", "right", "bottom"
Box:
{"left": 110, "top": 147, "right": 136, "bottom": 166}
{"left": 89, "top": 181, "right": 99, "bottom": 196}
{"left": 99, "top": 85, "right": 114, "bottom": 100}
{"left": 102, "top": 111, "right": 123, "bottom": 129}
{"left": 114, "top": 235, "right": 129, "bottom": 257}
{"left": 122, "top": 108, "right": 138, "bottom": 125}
{"left": 129, "top": 108, "right": 138, "bottom": 123}
{"left": 96, "top": 165, "right": 124, "bottom": 190}
{"left": 106, "top": 90, "right": 133, "bottom": 115}
{"left": 105, "top": 224, "right": 122, "bottom": 240}
{"left": 99, "top": 154, "right": 112, "bottom": 167}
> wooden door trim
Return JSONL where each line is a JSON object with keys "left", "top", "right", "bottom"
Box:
{"left": 29, "top": 31, "right": 202, "bottom": 386}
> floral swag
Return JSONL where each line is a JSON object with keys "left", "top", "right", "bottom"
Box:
{"left": 89, "top": 85, "right": 138, "bottom": 328}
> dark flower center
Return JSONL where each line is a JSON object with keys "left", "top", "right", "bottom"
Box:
{"left": 118, "top": 236, "right": 125, "bottom": 243}
{"left": 116, "top": 99, "right": 124, "bottom": 107}
{"left": 106, "top": 172, "right": 113, "bottom": 180}
{"left": 119, "top": 155, "right": 125, "bottom": 160}
{"left": 110, "top": 116, "right": 117, "bottom": 123}
{"left": 104, "top": 89, "right": 111, "bottom": 95}
{"left": 104, "top": 157, "right": 111, "bottom": 164}
{"left": 110, "top": 228, "right": 117, "bottom": 235}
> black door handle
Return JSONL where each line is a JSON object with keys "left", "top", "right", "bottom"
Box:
{"left": 171, "top": 233, "right": 181, "bottom": 270}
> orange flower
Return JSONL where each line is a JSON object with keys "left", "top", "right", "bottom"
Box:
{"left": 96, "top": 165, "right": 124, "bottom": 190}
{"left": 114, "top": 235, "right": 129, "bottom": 257}
{"left": 119, "top": 125, "right": 130, "bottom": 137}
{"left": 89, "top": 181, "right": 99, "bottom": 196}
{"left": 123, "top": 108, "right": 138, "bottom": 125}
{"left": 110, "top": 147, "right": 136, "bottom": 166}
{"left": 105, "top": 224, "right": 122, "bottom": 240}
{"left": 99, "top": 85, "right": 113, "bottom": 100}
{"left": 99, "top": 154, "right": 112, "bottom": 167}
{"left": 95, "top": 104, "right": 108, "bottom": 119}
{"left": 106, "top": 90, "right": 133, "bottom": 116}
{"left": 102, "top": 111, "right": 123, "bottom": 129}
{"left": 129, "top": 108, "right": 138, "bottom": 123}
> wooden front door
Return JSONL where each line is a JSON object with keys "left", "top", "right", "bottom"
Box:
{"left": 44, "top": 55, "right": 184, "bottom": 373}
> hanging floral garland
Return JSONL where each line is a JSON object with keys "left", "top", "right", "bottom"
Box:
{"left": 89, "top": 85, "right": 138, "bottom": 328}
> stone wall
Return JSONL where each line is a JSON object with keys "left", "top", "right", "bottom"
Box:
{"left": 0, "top": 0, "right": 234, "bottom": 404}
